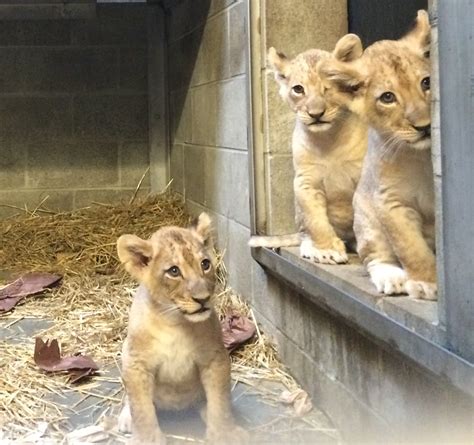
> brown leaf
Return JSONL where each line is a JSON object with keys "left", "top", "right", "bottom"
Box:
{"left": 279, "top": 389, "right": 313, "bottom": 416}
{"left": 0, "top": 272, "right": 62, "bottom": 312}
{"left": 221, "top": 312, "right": 256, "bottom": 352}
{"left": 34, "top": 337, "right": 99, "bottom": 378}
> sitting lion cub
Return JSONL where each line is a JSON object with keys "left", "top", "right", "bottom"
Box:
{"left": 116, "top": 213, "right": 246, "bottom": 444}
{"left": 249, "top": 38, "right": 367, "bottom": 264}
{"left": 319, "top": 11, "right": 435, "bottom": 299}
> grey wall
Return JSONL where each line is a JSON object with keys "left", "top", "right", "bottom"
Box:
{"left": 0, "top": 4, "right": 150, "bottom": 217}
{"left": 165, "top": 0, "right": 251, "bottom": 294}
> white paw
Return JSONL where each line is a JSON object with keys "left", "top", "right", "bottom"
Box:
{"left": 299, "top": 238, "right": 348, "bottom": 265}
{"left": 406, "top": 280, "right": 437, "bottom": 300}
{"left": 118, "top": 403, "right": 132, "bottom": 434}
{"left": 369, "top": 263, "right": 407, "bottom": 295}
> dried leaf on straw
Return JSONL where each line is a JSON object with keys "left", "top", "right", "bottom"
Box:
{"left": 221, "top": 312, "right": 256, "bottom": 352}
{"left": 279, "top": 389, "right": 313, "bottom": 416}
{"left": 34, "top": 337, "right": 99, "bottom": 381}
{"left": 0, "top": 272, "right": 61, "bottom": 312}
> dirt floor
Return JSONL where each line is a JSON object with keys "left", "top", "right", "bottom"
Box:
{"left": 0, "top": 195, "right": 341, "bottom": 444}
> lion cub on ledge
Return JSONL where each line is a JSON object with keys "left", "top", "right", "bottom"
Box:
{"left": 249, "top": 37, "right": 367, "bottom": 264}
{"left": 116, "top": 214, "right": 246, "bottom": 445}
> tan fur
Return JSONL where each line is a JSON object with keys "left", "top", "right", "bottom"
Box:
{"left": 319, "top": 11, "right": 436, "bottom": 299}
{"left": 116, "top": 213, "right": 247, "bottom": 444}
{"left": 249, "top": 38, "right": 367, "bottom": 264}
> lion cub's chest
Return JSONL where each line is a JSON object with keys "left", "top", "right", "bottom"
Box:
{"left": 151, "top": 325, "right": 199, "bottom": 384}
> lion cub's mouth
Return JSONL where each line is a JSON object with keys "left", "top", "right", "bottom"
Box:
{"left": 308, "top": 119, "right": 331, "bottom": 127}
{"left": 189, "top": 306, "right": 210, "bottom": 315}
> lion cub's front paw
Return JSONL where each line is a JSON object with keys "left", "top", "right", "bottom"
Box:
{"left": 127, "top": 427, "right": 166, "bottom": 445}
{"left": 369, "top": 263, "right": 407, "bottom": 295}
{"left": 118, "top": 403, "right": 132, "bottom": 434}
{"left": 405, "top": 280, "right": 437, "bottom": 300}
{"left": 206, "top": 425, "right": 249, "bottom": 445}
{"left": 300, "top": 238, "right": 348, "bottom": 265}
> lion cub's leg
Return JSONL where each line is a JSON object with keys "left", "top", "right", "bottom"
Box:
{"left": 294, "top": 178, "right": 348, "bottom": 264}
{"left": 200, "top": 354, "right": 248, "bottom": 444}
{"left": 122, "top": 366, "right": 166, "bottom": 445}
{"left": 379, "top": 206, "right": 437, "bottom": 300}
{"left": 355, "top": 200, "right": 407, "bottom": 295}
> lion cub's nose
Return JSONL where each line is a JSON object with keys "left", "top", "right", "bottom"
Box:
{"left": 309, "top": 110, "right": 325, "bottom": 121}
{"left": 192, "top": 295, "right": 210, "bottom": 305}
{"left": 413, "top": 124, "right": 431, "bottom": 137}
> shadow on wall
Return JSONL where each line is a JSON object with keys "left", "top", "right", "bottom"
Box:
{"left": 166, "top": 0, "right": 211, "bottom": 147}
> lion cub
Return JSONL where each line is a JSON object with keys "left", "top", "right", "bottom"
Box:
{"left": 319, "top": 11, "right": 435, "bottom": 299}
{"left": 249, "top": 38, "right": 367, "bottom": 264}
{"left": 116, "top": 213, "right": 246, "bottom": 444}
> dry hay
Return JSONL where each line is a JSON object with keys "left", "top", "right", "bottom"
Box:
{"left": 0, "top": 193, "right": 331, "bottom": 443}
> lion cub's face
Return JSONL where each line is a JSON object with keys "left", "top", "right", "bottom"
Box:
{"left": 268, "top": 37, "right": 363, "bottom": 133}
{"left": 319, "top": 10, "right": 431, "bottom": 150}
{"left": 362, "top": 42, "right": 431, "bottom": 150}
{"left": 117, "top": 213, "right": 216, "bottom": 323}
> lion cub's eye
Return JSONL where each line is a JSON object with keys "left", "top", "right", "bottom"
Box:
{"left": 166, "top": 266, "right": 181, "bottom": 278}
{"left": 201, "top": 259, "right": 211, "bottom": 272}
{"left": 421, "top": 76, "right": 430, "bottom": 91}
{"left": 292, "top": 85, "right": 305, "bottom": 95}
{"left": 379, "top": 91, "right": 396, "bottom": 104}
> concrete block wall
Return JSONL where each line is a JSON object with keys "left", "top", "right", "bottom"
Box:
{"left": 0, "top": 5, "right": 149, "bottom": 218}
{"left": 166, "top": 0, "right": 253, "bottom": 296}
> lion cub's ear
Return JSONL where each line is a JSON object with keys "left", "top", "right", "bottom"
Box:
{"left": 117, "top": 234, "right": 153, "bottom": 279}
{"left": 318, "top": 36, "right": 366, "bottom": 98}
{"left": 333, "top": 33, "right": 363, "bottom": 62}
{"left": 194, "top": 212, "right": 214, "bottom": 248}
{"left": 267, "top": 47, "right": 290, "bottom": 84}
{"left": 402, "top": 10, "right": 430, "bottom": 58}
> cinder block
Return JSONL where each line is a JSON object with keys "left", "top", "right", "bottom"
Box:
{"left": 191, "top": 12, "right": 230, "bottom": 86}
{"left": 0, "top": 189, "right": 74, "bottom": 218}
{"left": 169, "top": 143, "right": 184, "bottom": 195}
{"left": 215, "top": 77, "right": 248, "bottom": 150}
{"left": 209, "top": 0, "right": 237, "bottom": 16}
{"left": 265, "top": 0, "right": 347, "bottom": 53}
{"left": 167, "top": 0, "right": 210, "bottom": 43}
{"left": 0, "top": 21, "right": 71, "bottom": 46}
{"left": 119, "top": 47, "right": 147, "bottom": 92}
{"left": 0, "top": 142, "right": 26, "bottom": 189}
{"left": 71, "top": 5, "right": 147, "bottom": 46}
{"left": 192, "top": 77, "right": 248, "bottom": 150}
{"left": 73, "top": 94, "right": 148, "bottom": 139}
{"left": 119, "top": 141, "right": 150, "bottom": 188}
{"left": 0, "top": 97, "right": 72, "bottom": 141}
{"left": 169, "top": 88, "right": 192, "bottom": 144}
{"left": 191, "top": 82, "right": 218, "bottom": 147}
{"left": 264, "top": 153, "right": 296, "bottom": 234}
{"left": 74, "top": 187, "right": 150, "bottom": 209}
{"left": 266, "top": 75, "right": 293, "bottom": 154}
{"left": 225, "top": 219, "right": 253, "bottom": 297}
{"left": 167, "top": 30, "right": 201, "bottom": 92}
{"left": 204, "top": 148, "right": 250, "bottom": 227}
{"left": 229, "top": 2, "right": 247, "bottom": 77}
{"left": 26, "top": 141, "right": 119, "bottom": 189}
{"left": 0, "top": 48, "right": 118, "bottom": 94}
{"left": 183, "top": 145, "right": 206, "bottom": 205}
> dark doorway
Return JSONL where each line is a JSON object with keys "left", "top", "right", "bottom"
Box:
{"left": 348, "top": 0, "right": 429, "bottom": 47}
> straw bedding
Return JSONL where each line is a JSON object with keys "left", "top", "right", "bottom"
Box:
{"left": 0, "top": 193, "right": 335, "bottom": 443}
